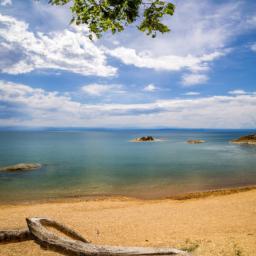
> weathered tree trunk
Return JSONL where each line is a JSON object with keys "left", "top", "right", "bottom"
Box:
{"left": 27, "top": 217, "right": 190, "bottom": 256}
{"left": 0, "top": 229, "right": 31, "bottom": 243}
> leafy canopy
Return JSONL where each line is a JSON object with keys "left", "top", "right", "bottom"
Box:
{"left": 49, "top": 0, "right": 175, "bottom": 39}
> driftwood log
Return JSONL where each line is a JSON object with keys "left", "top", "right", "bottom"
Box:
{"left": 0, "top": 217, "right": 190, "bottom": 256}
{"left": 0, "top": 229, "right": 31, "bottom": 243}
{"left": 26, "top": 217, "right": 190, "bottom": 256}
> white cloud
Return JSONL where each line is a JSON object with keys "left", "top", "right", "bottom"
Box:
{"left": 247, "top": 16, "right": 256, "bottom": 27}
{"left": 0, "top": 0, "right": 12, "bottom": 6}
{"left": 0, "top": 81, "right": 256, "bottom": 129}
{"left": 143, "top": 84, "right": 157, "bottom": 92}
{"left": 0, "top": 14, "right": 116, "bottom": 76}
{"left": 251, "top": 43, "right": 256, "bottom": 52}
{"left": 81, "top": 84, "right": 124, "bottom": 96}
{"left": 184, "top": 92, "right": 201, "bottom": 96}
{"left": 0, "top": 81, "right": 82, "bottom": 127}
{"left": 107, "top": 47, "right": 225, "bottom": 72}
{"left": 31, "top": 0, "right": 72, "bottom": 31}
{"left": 228, "top": 90, "right": 247, "bottom": 95}
{"left": 182, "top": 74, "right": 209, "bottom": 86}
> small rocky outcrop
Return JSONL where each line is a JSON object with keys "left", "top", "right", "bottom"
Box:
{"left": 134, "top": 136, "right": 155, "bottom": 142}
{"left": 187, "top": 140, "right": 205, "bottom": 144}
{"left": 231, "top": 134, "right": 256, "bottom": 145}
{"left": 0, "top": 163, "right": 42, "bottom": 172}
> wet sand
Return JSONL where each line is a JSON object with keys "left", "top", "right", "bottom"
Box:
{"left": 0, "top": 187, "right": 256, "bottom": 256}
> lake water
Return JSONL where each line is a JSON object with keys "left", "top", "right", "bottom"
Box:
{"left": 0, "top": 129, "right": 256, "bottom": 202}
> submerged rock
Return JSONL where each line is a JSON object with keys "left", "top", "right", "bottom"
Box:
{"left": 231, "top": 134, "right": 256, "bottom": 145}
{"left": 187, "top": 139, "right": 205, "bottom": 144}
{"left": 0, "top": 163, "right": 42, "bottom": 172}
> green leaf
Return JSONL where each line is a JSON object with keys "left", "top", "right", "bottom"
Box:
{"left": 48, "top": 0, "right": 175, "bottom": 39}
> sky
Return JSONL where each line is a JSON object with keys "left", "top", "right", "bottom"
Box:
{"left": 0, "top": 0, "right": 256, "bottom": 129}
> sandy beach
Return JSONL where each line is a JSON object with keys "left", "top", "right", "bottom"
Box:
{"left": 0, "top": 187, "right": 256, "bottom": 256}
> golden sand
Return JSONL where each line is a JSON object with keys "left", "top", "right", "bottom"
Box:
{"left": 0, "top": 188, "right": 256, "bottom": 256}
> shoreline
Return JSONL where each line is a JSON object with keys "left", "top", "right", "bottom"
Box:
{"left": 1, "top": 184, "right": 256, "bottom": 206}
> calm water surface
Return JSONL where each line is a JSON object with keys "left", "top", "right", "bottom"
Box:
{"left": 0, "top": 129, "right": 256, "bottom": 202}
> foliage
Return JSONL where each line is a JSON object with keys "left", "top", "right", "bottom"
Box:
{"left": 49, "top": 0, "right": 175, "bottom": 39}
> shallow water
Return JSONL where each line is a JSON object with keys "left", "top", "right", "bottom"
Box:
{"left": 0, "top": 129, "right": 256, "bottom": 202}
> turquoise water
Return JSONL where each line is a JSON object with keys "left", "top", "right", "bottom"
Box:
{"left": 0, "top": 129, "right": 256, "bottom": 202}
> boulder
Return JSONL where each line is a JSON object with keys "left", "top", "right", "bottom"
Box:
{"left": 0, "top": 163, "right": 42, "bottom": 172}
{"left": 135, "top": 136, "right": 155, "bottom": 142}
{"left": 231, "top": 134, "right": 256, "bottom": 145}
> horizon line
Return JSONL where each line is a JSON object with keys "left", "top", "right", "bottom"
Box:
{"left": 0, "top": 127, "right": 255, "bottom": 132}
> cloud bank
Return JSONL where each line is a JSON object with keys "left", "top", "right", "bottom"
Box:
{"left": 0, "top": 14, "right": 116, "bottom": 76}
{"left": 0, "top": 81, "right": 255, "bottom": 129}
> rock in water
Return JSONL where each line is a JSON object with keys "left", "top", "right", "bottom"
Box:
{"left": 0, "top": 163, "right": 42, "bottom": 172}
{"left": 135, "top": 136, "right": 155, "bottom": 142}
{"left": 231, "top": 134, "right": 256, "bottom": 145}
{"left": 187, "top": 140, "right": 205, "bottom": 144}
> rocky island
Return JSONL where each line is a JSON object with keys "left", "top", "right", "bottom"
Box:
{"left": 0, "top": 163, "right": 42, "bottom": 172}
{"left": 231, "top": 134, "right": 256, "bottom": 145}
{"left": 131, "top": 136, "right": 160, "bottom": 142}
{"left": 187, "top": 139, "right": 205, "bottom": 144}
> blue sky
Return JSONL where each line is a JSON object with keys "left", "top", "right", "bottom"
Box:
{"left": 0, "top": 0, "right": 256, "bottom": 128}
